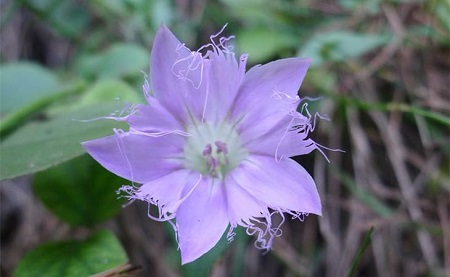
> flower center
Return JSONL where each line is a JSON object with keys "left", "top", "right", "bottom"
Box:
{"left": 183, "top": 122, "right": 247, "bottom": 179}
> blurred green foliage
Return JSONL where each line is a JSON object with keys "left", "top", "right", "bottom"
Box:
{"left": 0, "top": 63, "right": 63, "bottom": 113}
{"left": 13, "top": 230, "right": 127, "bottom": 277}
{"left": 33, "top": 155, "right": 126, "bottom": 227}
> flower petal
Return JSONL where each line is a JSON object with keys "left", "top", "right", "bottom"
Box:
{"left": 231, "top": 155, "right": 321, "bottom": 215}
{"left": 82, "top": 132, "right": 184, "bottom": 183}
{"left": 233, "top": 58, "right": 311, "bottom": 141}
{"left": 202, "top": 51, "right": 247, "bottom": 123}
{"left": 225, "top": 174, "right": 270, "bottom": 227}
{"left": 128, "top": 97, "right": 184, "bottom": 134}
{"left": 244, "top": 113, "right": 317, "bottom": 158}
{"left": 176, "top": 178, "right": 229, "bottom": 264}
{"left": 134, "top": 169, "right": 193, "bottom": 214}
{"left": 150, "top": 25, "right": 208, "bottom": 122}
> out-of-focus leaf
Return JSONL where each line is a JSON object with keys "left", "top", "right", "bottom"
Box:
{"left": 99, "top": 44, "right": 149, "bottom": 78}
{"left": 304, "top": 67, "right": 338, "bottom": 94}
{"left": 50, "top": 2, "right": 89, "bottom": 37}
{"left": 21, "top": 0, "right": 89, "bottom": 37}
{"left": 79, "top": 79, "right": 141, "bottom": 104}
{"left": 151, "top": 0, "right": 173, "bottom": 27}
{"left": 230, "top": 228, "right": 249, "bottom": 277}
{"left": 0, "top": 62, "right": 62, "bottom": 114}
{"left": 0, "top": 81, "right": 85, "bottom": 138}
{"left": 34, "top": 155, "right": 126, "bottom": 226}
{"left": 433, "top": 0, "right": 450, "bottom": 34}
{"left": 0, "top": 103, "right": 127, "bottom": 180}
{"left": 334, "top": 95, "right": 450, "bottom": 126}
{"left": 338, "top": 0, "right": 381, "bottom": 14}
{"left": 219, "top": 0, "right": 292, "bottom": 30}
{"left": 236, "top": 29, "right": 295, "bottom": 63}
{"left": 90, "top": 0, "right": 130, "bottom": 16}
{"left": 221, "top": 0, "right": 267, "bottom": 5}
{"left": 299, "top": 31, "right": 389, "bottom": 66}
{"left": 47, "top": 79, "right": 142, "bottom": 114}
{"left": 14, "top": 230, "right": 127, "bottom": 277}
{"left": 76, "top": 43, "right": 149, "bottom": 79}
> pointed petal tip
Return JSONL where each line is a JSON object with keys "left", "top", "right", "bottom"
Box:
{"left": 179, "top": 240, "right": 210, "bottom": 265}
{"left": 157, "top": 23, "right": 178, "bottom": 36}
{"left": 310, "top": 195, "right": 323, "bottom": 216}
{"left": 295, "top": 57, "right": 312, "bottom": 66}
{"left": 315, "top": 208, "right": 323, "bottom": 217}
{"left": 176, "top": 179, "right": 229, "bottom": 266}
{"left": 157, "top": 23, "right": 170, "bottom": 33}
{"left": 180, "top": 253, "right": 197, "bottom": 265}
{"left": 307, "top": 194, "right": 322, "bottom": 217}
{"left": 80, "top": 139, "right": 94, "bottom": 152}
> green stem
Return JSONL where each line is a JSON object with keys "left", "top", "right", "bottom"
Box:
{"left": 336, "top": 96, "right": 450, "bottom": 126}
{"left": 347, "top": 227, "right": 374, "bottom": 277}
{"left": 0, "top": 81, "right": 86, "bottom": 138}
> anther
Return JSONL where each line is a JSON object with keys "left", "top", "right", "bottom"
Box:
{"left": 202, "top": 144, "right": 212, "bottom": 156}
{"left": 215, "top": 141, "right": 228, "bottom": 154}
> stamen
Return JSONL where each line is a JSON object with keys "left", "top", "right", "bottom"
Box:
{"left": 183, "top": 122, "right": 246, "bottom": 178}
{"left": 209, "top": 156, "right": 217, "bottom": 172}
{"left": 202, "top": 143, "right": 212, "bottom": 156}
{"left": 215, "top": 140, "right": 228, "bottom": 154}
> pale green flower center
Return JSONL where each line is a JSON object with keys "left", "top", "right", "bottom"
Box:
{"left": 184, "top": 121, "right": 247, "bottom": 179}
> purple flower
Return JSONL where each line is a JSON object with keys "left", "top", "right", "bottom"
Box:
{"left": 82, "top": 25, "right": 322, "bottom": 264}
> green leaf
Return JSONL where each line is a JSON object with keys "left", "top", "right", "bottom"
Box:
{"left": 48, "top": 79, "right": 142, "bottom": 114}
{"left": 0, "top": 103, "right": 127, "bottom": 180}
{"left": 338, "top": 0, "right": 381, "bottom": 14}
{"left": 333, "top": 95, "right": 450, "bottom": 127}
{"left": 90, "top": 0, "right": 131, "bottom": 17}
{"left": 433, "top": 0, "right": 450, "bottom": 35}
{"left": 151, "top": 0, "right": 173, "bottom": 27}
{"left": 99, "top": 44, "right": 149, "bottom": 78}
{"left": 49, "top": 1, "right": 90, "bottom": 37}
{"left": 219, "top": 0, "right": 283, "bottom": 25}
{"left": 33, "top": 155, "right": 126, "bottom": 226}
{"left": 19, "top": 0, "right": 89, "bottom": 38}
{"left": 79, "top": 79, "right": 142, "bottom": 104}
{"left": 76, "top": 43, "right": 149, "bottom": 79}
{"left": 346, "top": 227, "right": 374, "bottom": 277}
{"left": 0, "top": 62, "right": 62, "bottom": 114}
{"left": 14, "top": 230, "right": 128, "bottom": 277}
{"left": 304, "top": 67, "right": 338, "bottom": 94}
{"left": 236, "top": 29, "right": 295, "bottom": 63}
{"left": 0, "top": 81, "right": 86, "bottom": 138}
{"left": 299, "top": 31, "right": 388, "bottom": 66}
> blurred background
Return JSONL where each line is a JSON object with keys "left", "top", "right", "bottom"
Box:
{"left": 0, "top": 0, "right": 449, "bottom": 276}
